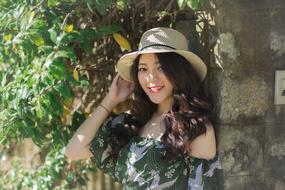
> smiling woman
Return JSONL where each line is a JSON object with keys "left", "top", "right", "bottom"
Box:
{"left": 65, "top": 27, "right": 222, "bottom": 189}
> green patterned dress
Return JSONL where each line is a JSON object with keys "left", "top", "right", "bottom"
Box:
{"left": 89, "top": 113, "right": 223, "bottom": 190}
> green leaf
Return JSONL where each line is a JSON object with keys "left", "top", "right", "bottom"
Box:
{"left": 177, "top": 0, "right": 187, "bottom": 9}
{"left": 85, "top": 0, "right": 94, "bottom": 12}
{"left": 31, "top": 128, "right": 45, "bottom": 147}
{"left": 40, "top": 45, "right": 54, "bottom": 54}
{"left": 81, "top": 28, "right": 98, "bottom": 38}
{"left": 49, "top": 60, "right": 67, "bottom": 80}
{"left": 21, "top": 39, "right": 35, "bottom": 58}
{"left": 79, "top": 29, "right": 99, "bottom": 53}
{"left": 80, "top": 41, "right": 93, "bottom": 54}
{"left": 60, "top": 32, "right": 82, "bottom": 44}
{"left": 117, "top": 0, "right": 125, "bottom": 10}
{"left": 54, "top": 83, "right": 72, "bottom": 98}
{"left": 42, "top": 75, "right": 53, "bottom": 86}
{"left": 0, "top": 72, "right": 7, "bottom": 87}
{"left": 48, "top": 29, "right": 57, "bottom": 44}
{"left": 13, "top": 4, "right": 26, "bottom": 19}
{"left": 48, "top": 0, "right": 60, "bottom": 7}
{"left": 29, "top": 33, "right": 45, "bottom": 47}
{"left": 62, "top": 130, "right": 70, "bottom": 145}
{"left": 55, "top": 48, "right": 76, "bottom": 60}
{"left": 94, "top": 0, "right": 113, "bottom": 15}
{"left": 49, "top": 92, "right": 63, "bottom": 116}
{"left": 35, "top": 98, "right": 44, "bottom": 119}
{"left": 187, "top": 0, "right": 199, "bottom": 10}
{"left": 97, "top": 25, "right": 122, "bottom": 36}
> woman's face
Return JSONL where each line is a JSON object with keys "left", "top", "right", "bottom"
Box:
{"left": 137, "top": 53, "right": 173, "bottom": 105}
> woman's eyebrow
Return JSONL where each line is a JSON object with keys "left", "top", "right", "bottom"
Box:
{"left": 138, "top": 62, "right": 147, "bottom": 66}
{"left": 138, "top": 61, "right": 160, "bottom": 66}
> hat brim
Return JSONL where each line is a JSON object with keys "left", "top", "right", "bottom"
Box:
{"left": 117, "top": 49, "right": 207, "bottom": 82}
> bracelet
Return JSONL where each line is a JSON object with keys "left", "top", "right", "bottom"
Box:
{"left": 99, "top": 104, "right": 111, "bottom": 114}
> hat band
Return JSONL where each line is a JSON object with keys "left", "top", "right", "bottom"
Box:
{"left": 139, "top": 44, "right": 176, "bottom": 51}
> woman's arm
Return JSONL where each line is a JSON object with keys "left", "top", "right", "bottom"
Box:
{"left": 65, "top": 95, "right": 117, "bottom": 161}
{"left": 65, "top": 74, "right": 134, "bottom": 161}
{"left": 187, "top": 126, "right": 217, "bottom": 160}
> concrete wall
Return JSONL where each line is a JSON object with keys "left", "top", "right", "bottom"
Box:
{"left": 209, "top": 0, "right": 285, "bottom": 189}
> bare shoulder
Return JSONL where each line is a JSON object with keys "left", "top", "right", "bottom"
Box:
{"left": 187, "top": 126, "right": 217, "bottom": 160}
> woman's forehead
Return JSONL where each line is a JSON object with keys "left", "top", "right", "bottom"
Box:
{"left": 138, "top": 53, "right": 159, "bottom": 65}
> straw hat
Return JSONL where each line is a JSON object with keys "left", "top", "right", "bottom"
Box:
{"left": 117, "top": 27, "right": 207, "bottom": 82}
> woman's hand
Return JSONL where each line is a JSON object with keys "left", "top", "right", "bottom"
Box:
{"left": 106, "top": 74, "right": 134, "bottom": 106}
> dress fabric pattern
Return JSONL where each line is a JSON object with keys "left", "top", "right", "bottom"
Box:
{"left": 89, "top": 114, "right": 223, "bottom": 190}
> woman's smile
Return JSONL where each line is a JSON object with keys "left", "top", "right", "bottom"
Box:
{"left": 148, "top": 85, "right": 164, "bottom": 93}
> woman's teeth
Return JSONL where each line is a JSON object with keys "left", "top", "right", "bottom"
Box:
{"left": 148, "top": 86, "right": 163, "bottom": 93}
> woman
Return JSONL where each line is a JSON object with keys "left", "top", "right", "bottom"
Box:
{"left": 65, "top": 27, "right": 222, "bottom": 189}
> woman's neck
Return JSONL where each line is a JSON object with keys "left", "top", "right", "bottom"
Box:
{"left": 156, "top": 96, "right": 173, "bottom": 115}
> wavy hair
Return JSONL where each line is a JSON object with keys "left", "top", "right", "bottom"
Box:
{"left": 109, "top": 52, "right": 214, "bottom": 161}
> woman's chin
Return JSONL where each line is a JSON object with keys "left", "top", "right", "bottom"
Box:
{"left": 148, "top": 97, "right": 165, "bottom": 104}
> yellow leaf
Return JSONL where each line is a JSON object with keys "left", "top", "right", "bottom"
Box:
{"left": 4, "top": 34, "right": 13, "bottom": 42}
{"left": 113, "top": 33, "right": 131, "bottom": 50}
{"left": 61, "top": 99, "right": 73, "bottom": 125}
{"left": 61, "top": 105, "right": 72, "bottom": 125}
{"left": 63, "top": 105, "right": 72, "bottom": 115}
{"left": 34, "top": 36, "right": 44, "bottom": 46}
{"left": 30, "top": 34, "right": 45, "bottom": 46}
{"left": 73, "top": 68, "right": 79, "bottom": 81}
{"left": 65, "top": 24, "right": 74, "bottom": 33}
{"left": 64, "top": 97, "right": 73, "bottom": 108}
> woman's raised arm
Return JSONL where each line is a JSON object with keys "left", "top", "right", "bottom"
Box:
{"left": 65, "top": 74, "right": 134, "bottom": 161}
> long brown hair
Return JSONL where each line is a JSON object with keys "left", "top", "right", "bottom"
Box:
{"left": 109, "top": 52, "right": 213, "bottom": 160}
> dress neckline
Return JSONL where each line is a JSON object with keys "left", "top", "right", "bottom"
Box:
{"left": 133, "top": 135, "right": 162, "bottom": 143}
{"left": 132, "top": 135, "right": 207, "bottom": 161}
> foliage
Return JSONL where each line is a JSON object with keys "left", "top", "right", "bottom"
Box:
{"left": 0, "top": 146, "right": 96, "bottom": 190}
{"left": 0, "top": 0, "right": 208, "bottom": 189}
{"left": 0, "top": 0, "right": 120, "bottom": 188}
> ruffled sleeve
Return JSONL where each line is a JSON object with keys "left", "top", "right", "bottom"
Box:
{"left": 203, "top": 154, "right": 224, "bottom": 190}
{"left": 89, "top": 113, "right": 119, "bottom": 180}
{"left": 186, "top": 154, "right": 224, "bottom": 190}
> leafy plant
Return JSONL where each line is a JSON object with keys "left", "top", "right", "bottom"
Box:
{"left": 0, "top": 0, "right": 208, "bottom": 189}
{"left": 0, "top": 0, "right": 121, "bottom": 188}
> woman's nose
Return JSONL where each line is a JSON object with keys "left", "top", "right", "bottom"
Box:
{"left": 147, "top": 70, "right": 160, "bottom": 81}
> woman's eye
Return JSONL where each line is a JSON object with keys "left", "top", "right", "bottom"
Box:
{"left": 138, "top": 68, "right": 147, "bottom": 72}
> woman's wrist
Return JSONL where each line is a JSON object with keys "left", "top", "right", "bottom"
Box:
{"left": 100, "top": 94, "right": 119, "bottom": 113}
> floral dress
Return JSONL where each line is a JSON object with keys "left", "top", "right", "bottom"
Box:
{"left": 89, "top": 114, "right": 223, "bottom": 190}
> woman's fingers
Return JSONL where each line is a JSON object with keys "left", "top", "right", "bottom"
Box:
{"left": 109, "top": 74, "right": 134, "bottom": 100}
{"left": 114, "top": 73, "right": 120, "bottom": 86}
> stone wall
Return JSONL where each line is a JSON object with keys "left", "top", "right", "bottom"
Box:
{"left": 209, "top": 0, "right": 285, "bottom": 189}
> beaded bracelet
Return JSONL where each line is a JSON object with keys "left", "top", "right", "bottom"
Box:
{"left": 99, "top": 104, "right": 111, "bottom": 114}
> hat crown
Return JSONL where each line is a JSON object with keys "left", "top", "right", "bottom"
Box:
{"left": 138, "top": 27, "right": 188, "bottom": 51}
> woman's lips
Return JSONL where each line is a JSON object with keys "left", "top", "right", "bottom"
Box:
{"left": 148, "top": 86, "right": 164, "bottom": 93}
